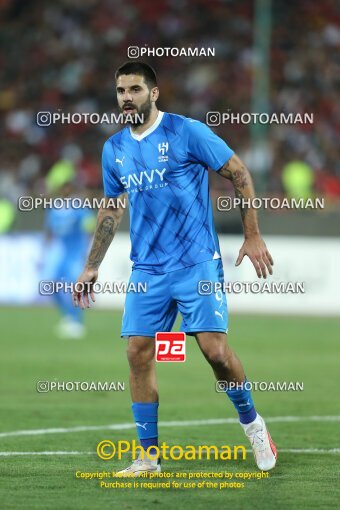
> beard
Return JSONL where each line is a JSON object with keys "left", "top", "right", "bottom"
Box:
{"left": 121, "top": 94, "right": 152, "bottom": 126}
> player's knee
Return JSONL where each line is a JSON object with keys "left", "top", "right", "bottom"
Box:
{"left": 206, "top": 350, "right": 230, "bottom": 370}
{"left": 127, "top": 336, "right": 155, "bottom": 370}
{"left": 203, "top": 340, "right": 233, "bottom": 370}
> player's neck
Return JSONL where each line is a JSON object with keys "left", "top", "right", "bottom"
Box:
{"left": 130, "top": 108, "right": 159, "bottom": 135}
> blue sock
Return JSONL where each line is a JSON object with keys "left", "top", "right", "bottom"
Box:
{"left": 131, "top": 402, "right": 159, "bottom": 456}
{"left": 226, "top": 379, "right": 257, "bottom": 424}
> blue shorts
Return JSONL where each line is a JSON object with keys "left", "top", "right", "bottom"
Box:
{"left": 121, "top": 259, "right": 228, "bottom": 337}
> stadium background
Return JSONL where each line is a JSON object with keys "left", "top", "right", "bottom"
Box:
{"left": 0, "top": 0, "right": 339, "bottom": 509}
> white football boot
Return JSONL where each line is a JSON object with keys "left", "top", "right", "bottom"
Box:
{"left": 115, "top": 452, "right": 161, "bottom": 477}
{"left": 56, "top": 317, "right": 85, "bottom": 339}
{"left": 241, "top": 414, "right": 277, "bottom": 471}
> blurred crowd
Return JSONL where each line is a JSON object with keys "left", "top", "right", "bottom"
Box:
{"left": 0, "top": 0, "right": 339, "bottom": 222}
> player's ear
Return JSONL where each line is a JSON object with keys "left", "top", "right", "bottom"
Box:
{"left": 150, "top": 87, "right": 159, "bottom": 102}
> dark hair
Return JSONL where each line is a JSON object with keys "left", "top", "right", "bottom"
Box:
{"left": 115, "top": 61, "right": 157, "bottom": 89}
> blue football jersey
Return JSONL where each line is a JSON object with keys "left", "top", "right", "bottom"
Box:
{"left": 102, "top": 111, "right": 234, "bottom": 274}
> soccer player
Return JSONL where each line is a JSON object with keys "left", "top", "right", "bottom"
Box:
{"left": 42, "top": 161, "right": 94, "bottom": 339}
{"left": 73, "top": 62, "right": 277, "bottom": 474}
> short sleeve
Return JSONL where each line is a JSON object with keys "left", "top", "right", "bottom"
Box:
{"left": 186, "top": 119, "right": 234, "bottom": 171}
{"left": 102, "top": 140, "right": 125, "bottom": 197}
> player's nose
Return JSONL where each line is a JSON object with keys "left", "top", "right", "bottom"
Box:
{"left": 123, "top": 92, "right": 133, "bottom": 102}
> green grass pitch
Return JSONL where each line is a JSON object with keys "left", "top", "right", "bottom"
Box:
{"left": 0, "top": 307, "right": 339, "bottom": 509}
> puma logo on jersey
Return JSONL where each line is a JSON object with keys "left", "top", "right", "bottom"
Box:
{"left": 115, "top": 156, "right": 125, "bottom": 166}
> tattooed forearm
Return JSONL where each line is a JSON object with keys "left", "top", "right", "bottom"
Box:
{"left": 87, "top": 216, "right": 116, "bottom": 269}
{"left": 234, "top": 188, "right": 247, "bottom": 221}
{"left": 86, "top": 198, "right": 125, "bottom": 269}
{"left": 232, "top": 169, "right": 248, "bottom": 189}
{"left": 218, "top": 154, "right": 260, "bottom": 237}
{"left": 218, "top": 161, "right": 248, "bottom": 189}
{"left": 219, "top": 160, "right": 250, "bottom": 217}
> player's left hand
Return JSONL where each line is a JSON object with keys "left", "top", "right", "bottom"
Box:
{"left": 73, "top": 267, "right": 98, "bottom": 309}
{"left": 235, "top": 235, "right": 274, "bottom": 278}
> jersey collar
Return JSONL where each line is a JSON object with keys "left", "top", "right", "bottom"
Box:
{"left": 129, "top": 111, "right": 164, "bottom": 141}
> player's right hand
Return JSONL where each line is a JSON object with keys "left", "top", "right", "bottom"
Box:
{"left": 73, "top": 267, "right": 98, "bottom": 309}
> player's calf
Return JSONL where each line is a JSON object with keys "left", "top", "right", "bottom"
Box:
{"left": 195, "top": 332, "right": 245, "bottom": 382}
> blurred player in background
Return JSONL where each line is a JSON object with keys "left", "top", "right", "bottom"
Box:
{"left": 42, "top": 160, "right": 94, "bottom": 339}
{"left": 73, "top": 62, "right": 277, "bottom": 472}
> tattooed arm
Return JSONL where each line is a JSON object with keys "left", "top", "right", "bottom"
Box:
{"left": 218, "top": 154, "right": 274, "bottom": 278}
{"left": 73, "top": 196, "right": 125, "bottom": 308}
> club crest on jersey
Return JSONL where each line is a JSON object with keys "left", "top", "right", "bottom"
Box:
{"left": 158, "top": 142, "right": 169, "bottom": 162}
